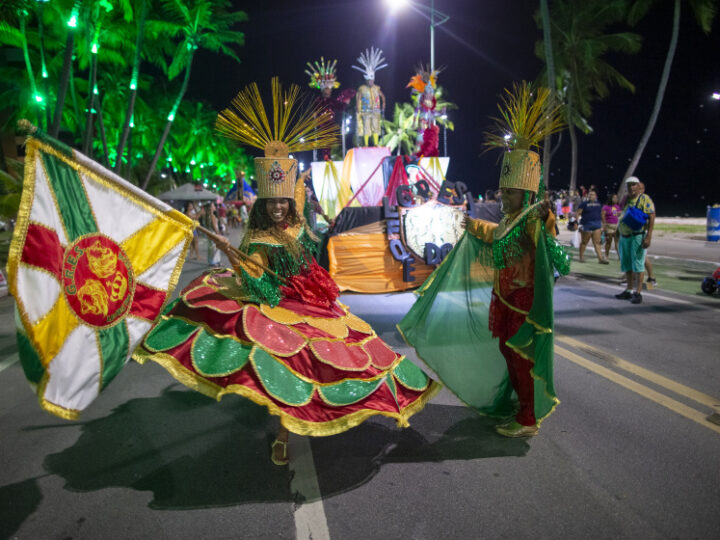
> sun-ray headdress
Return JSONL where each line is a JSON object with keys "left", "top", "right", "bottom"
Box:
{"left": 351, "top": 47, "right": 388, "bottom": 81}
{"left": 483, "top": 81, "right": 565, "bottom": 193}
{"left": 305, "top": 57, "right": 340, "bottom": 90}
{"left": 216, "top": 77, "right": 340, "bottom": 198}
{"left": 407, "top": 63, "right": 442, "bottom": 94}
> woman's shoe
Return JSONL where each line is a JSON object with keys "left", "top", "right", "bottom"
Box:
{"left": 271, "top": 439, "right": 289, "bottom": 466}
{"left": 599, "top": 259, "right": 610, "bottom": 265}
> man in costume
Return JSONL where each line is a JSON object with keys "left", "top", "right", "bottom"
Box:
{"left": 398, "top": 82, "right": 569, "bottom": 438}
{"left": 615, "top": 176, "right": 655, "bottom": 304}
{"left": 407, "top": 65, "right": 442, "bottom": 157}
{"left": 352, "top": 47, "right": 387, "bottom": 147}
{"left": 305, "top": 57, "right": 355, "bottom": 159}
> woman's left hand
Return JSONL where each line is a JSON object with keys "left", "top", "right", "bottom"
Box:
{"left": 537, "top": 199, "right": 551, "bottom": 221}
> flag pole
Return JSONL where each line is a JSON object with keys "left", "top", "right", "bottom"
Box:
{"left": 197, "top": 225, "right": 286, "bottom": 283}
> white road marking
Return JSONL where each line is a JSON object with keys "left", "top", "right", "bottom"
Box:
{"left": 0, "top": 353, "right": 18, "bottom": 374}
{"left": 289, "top": 434, "right": 331, "bottom": 540}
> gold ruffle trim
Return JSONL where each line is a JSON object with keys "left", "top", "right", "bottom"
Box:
{"left": 134, "top": 348, "right": 442, "bottom": 437}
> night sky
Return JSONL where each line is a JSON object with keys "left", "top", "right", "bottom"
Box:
{"left": 188, "top": 0, "right": 720, "bottom": 216}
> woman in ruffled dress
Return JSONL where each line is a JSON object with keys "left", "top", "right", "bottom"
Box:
{"left": 134, "top": 80, "right": 439, "bottom": 465}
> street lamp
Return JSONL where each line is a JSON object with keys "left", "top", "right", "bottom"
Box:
{"left": 712, "top": 92, "right": 720, "bottom": 100}
{"left": 386, "top": 0, "right": 450, "bottom": 72}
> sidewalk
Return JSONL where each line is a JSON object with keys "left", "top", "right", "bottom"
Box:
{"left": 554, "top": 218, "right": 720, "bottom": 301}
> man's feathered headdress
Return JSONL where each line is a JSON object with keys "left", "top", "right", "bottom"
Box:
{"left": 407, "top": 63, "right": 441, "bottom": 94}
{"left": 305, "top": 57, "right": 340, "bottom": 90}
{"left": 351, "top": 47, "right": 388, "bottom": 80}
{"left": 483, "top": 81, "right": 566, "bottom": 193}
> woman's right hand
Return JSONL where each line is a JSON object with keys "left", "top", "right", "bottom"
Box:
{"left": 213, "top": 235, "right": 230, "bottom": 252}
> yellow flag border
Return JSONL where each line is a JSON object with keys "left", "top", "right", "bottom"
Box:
{"left": 8, "top": 137, "right": 195, "bottom": 420}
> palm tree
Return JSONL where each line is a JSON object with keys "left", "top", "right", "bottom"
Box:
{"left": 50, "top": 1, "right": 80, "bottom": 137}
{"left": 141, "top": 0, "right": 246, "bottom": 190}
{"left": 114, "top": 0, "right": 148, "bottom": 173}
{"left": 620, "top": 0, "right": 718, "bottom": 196}
{"left": 382, "top": 103, "right": 417, "bottom": 156}
{"left": 539, "top": 0, "right": 641, "bottom": 190}
{"left": 72, "top": 1, "right": 129, "bottom": 156}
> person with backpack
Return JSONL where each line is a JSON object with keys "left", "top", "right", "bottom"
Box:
{"left": 615, "top": 176, "right": 655, "bottom": 304}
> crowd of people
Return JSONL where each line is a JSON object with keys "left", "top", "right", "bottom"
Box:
{"left": 183, "top": 198, "right": 253, "bottom": 264}
{"left": 474, "top": 179, "right": 657, "bottom": 304}
{"left": 549, "top": 180, "right": 656, "bottom": 303}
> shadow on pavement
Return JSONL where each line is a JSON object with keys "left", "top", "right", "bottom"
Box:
{"left": 40, "top": 386, "right": 290, "bottom": 510}
{"left": 309, "top": 404, "right": 530, "bottom": 501}
{"left": 3, "top": 391, "right": 527, "bottom": 516}
{"left": 0, "top": 478, "right": 42, "bottom": 540}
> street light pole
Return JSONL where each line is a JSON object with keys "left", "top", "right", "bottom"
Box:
{"left": 430, "top": 0, "right": 435, "bottom": 71}
{"left": 388, "top": 0, "right": 449, "bottom": 71}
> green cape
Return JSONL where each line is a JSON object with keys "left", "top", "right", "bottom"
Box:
{"left": 397, "top": 219, "right": 562, "bottom": 423}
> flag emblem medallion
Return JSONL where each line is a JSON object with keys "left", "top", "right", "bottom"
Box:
{"left": 62, "top": 234, "right": 136, "bottom": 328}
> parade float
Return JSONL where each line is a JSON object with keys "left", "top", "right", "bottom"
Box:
{"left": 302, "top": 48, "right": 471, "bottom": 293}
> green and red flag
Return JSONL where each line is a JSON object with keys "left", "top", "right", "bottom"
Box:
{"left": 7, "top": 133, "right": 194, "bottom": 419}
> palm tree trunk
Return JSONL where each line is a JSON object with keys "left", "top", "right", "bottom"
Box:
{"left": 540, "top": 0, "right": 556, "bottom": 183}
{"left": 568, "top": 121, "right": 578, "bottom": 191}
{"left": 51, "top": 28, "right": 76, "bottom": 137}
{"left": 19, "top": 14, "right": 40, "bottom": 115}
{"left": 37, "top": 2, "right": 50, "bottom": 129}
{"left": 82, "top": 52, "right": 98, "bottom": 155}
{"left": 619, "top": 0, "right": 680, "bottom": 197}
{"left": 69, "top": 61, "right": 80, "bottom": 128}
{"left": 115, "top": 0, "right": 147, "bottom": 172}
{"left": 142, "top": 57, "right": 194, "bottom": 190}
{"left": 125, "top": 130, "right": 133, "bottom": 181}
{"left": 96, "top": 94, "right": 109, "bottom": 168}
{"left": 0, "top": 138, "right": 8, "bottom": 173}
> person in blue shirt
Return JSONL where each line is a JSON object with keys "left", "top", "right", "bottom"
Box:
{"left": 575, "top": 189, "right": 609, "bottom": 264}
{"left": 615, "top": 177, "right": 655, "bottom": 304}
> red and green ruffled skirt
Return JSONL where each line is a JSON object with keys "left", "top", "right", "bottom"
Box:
{"left": 133, "top": 269, "right": 440, "bottom": 436}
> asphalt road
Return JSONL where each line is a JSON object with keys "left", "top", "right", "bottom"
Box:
{"left": 1, "top": 231, "right": 719, "bottom": 539}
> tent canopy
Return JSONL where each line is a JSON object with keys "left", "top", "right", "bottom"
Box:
{"left": 157, "top": 183, "right": 218, "bottom": 201}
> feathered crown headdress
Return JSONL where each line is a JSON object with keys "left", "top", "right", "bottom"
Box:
{"left": 216, "top": 77, "right": 339, "bottom": 156}
{"left": 407, "top": 63, "right": 441, "bottom": 94}
{"left": 483, "top": 81, "right": 565, "bottom": 193}
{"left": 351, "top": 47, "right": 388, "bottom": 80}
{"left": 216, "top": 78, "right": 340, "bottom": 198}
{"left": 305, "top": 57, "right": 340, "bottom": 90}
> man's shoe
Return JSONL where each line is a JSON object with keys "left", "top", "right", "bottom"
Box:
{"left": 631, "top": 292, "right": 643, "bottom": 304}
{"left": 496, "top": 421, "right": 539, "bottom": 438}
{"left": 615, "top": 290, "right": 633, "bottom": 300}
{"left": 647, "top": 277, "right": 657, "bottom": 288}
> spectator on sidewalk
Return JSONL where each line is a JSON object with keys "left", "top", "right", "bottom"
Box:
{"left": 615, "top": 177, "right": 655, "bottom": 304}
{"left": 576, "top": 190, "right": 609, "bottom": 264}
{"left": 601, "top": 193, "right": 622, "bottom": 260}
{"left": 569, "top": 189, "right": 582, "bottom": 215}
{"left": 184, "top": 202, "right": 201, "bottom": 260}
{"left": 638, "top": 181, "right": 657, "bottom": 288}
